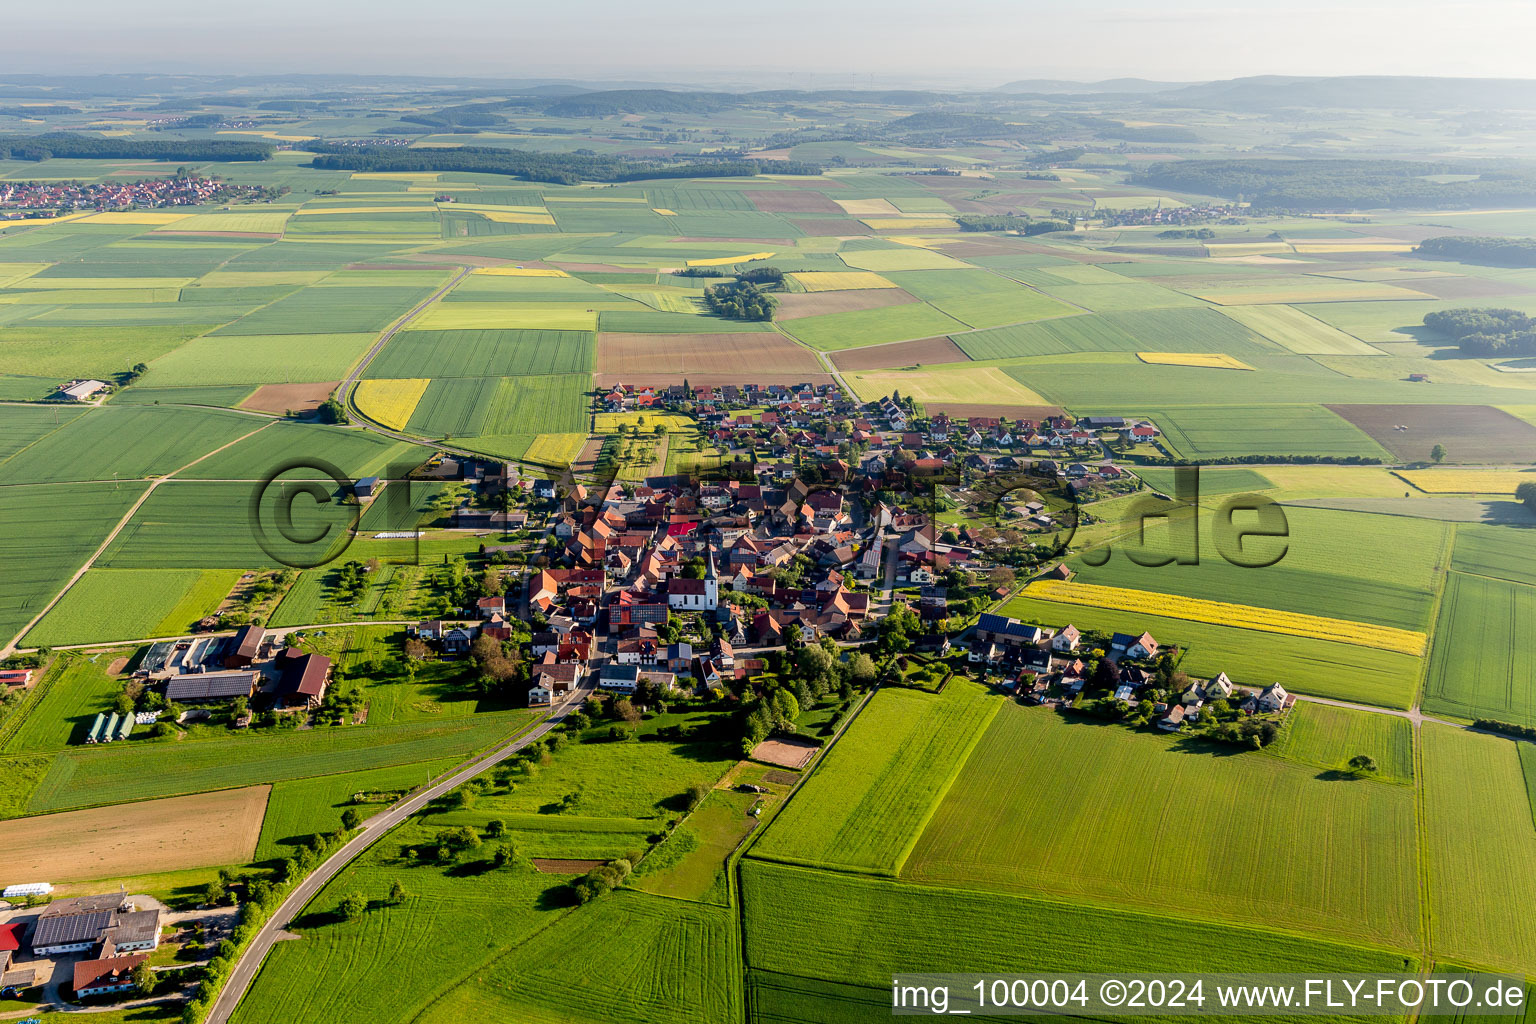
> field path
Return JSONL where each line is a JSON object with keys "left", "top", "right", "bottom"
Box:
{"left": 205, "top": 678, "right": 595, "bottom": 1024}
{"left": 0, "top": 420, "right": 276, "bottom": 659}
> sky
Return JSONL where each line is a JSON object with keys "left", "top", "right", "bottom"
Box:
{"left": 4, "top": 0, "right": 1534, "bottom": 87}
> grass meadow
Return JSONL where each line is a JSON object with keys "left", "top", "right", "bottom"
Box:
{"left": 1268, "top": 701, "right": 1415, "bottom": 783}
{"left": 748, "top": 681, "right": 999, "bottom": 874}
{"left": 23, "top": 567, "right": 237, "bottom": 646}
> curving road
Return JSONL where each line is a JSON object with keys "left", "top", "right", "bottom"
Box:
{"left": 205, "top": 680, "right": 593, "bottom": 1024}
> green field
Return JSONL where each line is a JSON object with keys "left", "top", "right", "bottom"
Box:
{"left": 2, "top": 656, "right": 124, "bottom": 752}
{"left": 780, "top": 302, "right": 969, "bottom": 351}
{"left": 749, "top": 681, "right": 999, "bottom": 874}
{"left": 1422, "top": 725, "right": 1536, "bottom": 972}
{"left": 181, "top": 420, "right": 429, "bottom": 480}
{"left": 142, "top": 332, "right": 377, "bottom": 385}
{"left": 1423, "top": 572, "right": 1536, "bottom": 725}
{"left": 364, "top": 328, "right": 595, "bottom": 378}
{"left": 1134, "top": 405, "right": 1392, "bottom": 460}
{"left": 0, "top": 482, "right": 150, "bottom": 646}
{"left": 1066, "top": 505, "right": 1449, "bottom": 632}
{"left": 742, "top": 860, "right": 1416, "bottom": 1022}
{"left": 1268, "top": 701, "right": 1415, "bottom": 783}
{"left": 25, "top": 711, "right": 530, "bottom": 813}
{"left": 955, "top": 306, "right": 1271, "bottom": 360}
{"left": 211, "top": 282, "right": 443, "bottom": 335}
{"left": 1450, "top": 523, "right": 1536, "bottom": 587}
{"left": 23, "top": 567, "right": 237, "bottom": 646}
{"left": 903, "top": 705, "right": 1419, "bottom": 948}
{"left": 0, "top": 403, "right": 261, "bottom": 483}
{"left": 254, "top": 758, "right": 463, "bottom": 861}
{"left": 882, "top": 269, "right": 1078, "bottom": 329}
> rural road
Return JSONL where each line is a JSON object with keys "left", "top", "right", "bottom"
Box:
{"left": 206, "top": 680, "right": 593, "bottom": 1024}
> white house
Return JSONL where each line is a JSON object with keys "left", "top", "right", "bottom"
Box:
{"left": 1051, "top": 624, "right": 1081, "bottom": 652}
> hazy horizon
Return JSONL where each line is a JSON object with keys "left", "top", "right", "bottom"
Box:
{"left": 4, "top": 0, "right": 1532, "bottom": 89}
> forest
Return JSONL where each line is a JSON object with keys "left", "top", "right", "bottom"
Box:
{"left": 1423, "top": 307, "right": 1536, "bottom": 356}
{"left": 1131, "top": 159, "right": 1536, "bottom": 211}
{"left": 0, "top": 133, "right": 273, "bottom": 162}
{"left": 304, "top": 144, "right": 819, "bottom": 184}
{"left": 1415, "top": 235, "right": 1536, "bottom": 268}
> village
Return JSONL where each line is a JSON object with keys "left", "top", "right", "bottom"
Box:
{"left": 0, "top": 175, "right": 278, "bottom": 219}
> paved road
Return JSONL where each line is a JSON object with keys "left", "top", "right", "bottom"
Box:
{"left": 206, "top": 681, "right": 593, "bottom": 1024}
{"left": 1291, "top": 693, "right": 1462, "bottom": 730}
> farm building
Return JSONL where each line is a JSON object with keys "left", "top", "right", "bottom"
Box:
{"left": 0, "top": 923, "right": 22, "bottom": 954}
{"left": 597, "top": 664, "right": 641, "bottom": 693}
{"left": 975, "top": 613, "right": 1043, "bottom": 648}
{"left": 224, "top": 625, "right": 265, "bottom": 669}
{"left": 1, "top": 882, "right": 50, "bottom": 899}
{"left": 32, "top": 895, "right": 160, "bottom": 956}
{"left": 0, "top": 668, "right": 33, "bottom": 688}
{"left": 276, "top": 649, "right": 332, "bottom": 708}
{"left": 141, "top": 636, "right": 230, "bottom": 677}
{"left": 166, "top": 671, "right": 259, "bottom": 704}
{"left": 354, "top": 476, "right": 379, "bottom": 498}
{"left": 57, "top": 379, "right": 109, "bottom": 402}
{"left": 73, "top": 953, "right": 148, "bottom": 998}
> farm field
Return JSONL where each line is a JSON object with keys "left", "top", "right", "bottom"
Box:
{"left": 1136, "top": 404, "right": 1391, "bottom": 460}
{"left": 354, "top": 377, "right": 429, "bottom": 429}
{"left": 255, "top": 758, "right": 463, "bottom": 861}
{"left": 23, "top": 567, "right": 237, "bottom": 646}
{"left": 1450, "top": 523, "right": 1536, "bottom": 586}
{"left": 142, "top": 332, "right": 377, "bottom": 386}
{"left": 24, "top": 711, "right": 532, "bottom": 813}
{"left": 596, "top": 331, "right": 821, "bottom": 375}
{"left": 742, "top": 860, "right": 1415, "bottom": 1020}
{"left": 0, "top": 403, "right": 263, "bottom": 483}
{"left": 3, "top": 655, "right": 129, "bottom": 753}
{"left": 780, "top": 302, "right": 969, "bottom": 351}
{"left": 1327, "top": 404, "right": 1536, "bottom": 463}
{"left": 1399, "top": 468, "right": 1536, "bottom": 494}
{"left": 843, "top": 363, "right": 1050, "bottom": 408}
{"left": 1267, "top": 701, "right": 1415, "bottom": 783}
{"left": 364, "top": 328, "right": 595, "bottom": 378}
{"left": 1217, "top": 304, "right": 1383, "bottom": 355}
{"left": 1065, "top": 505, "right": 1449, "bottom": 632}
{"left": 1422, "top": 572, "right": 1536, "bottom": 725}
{"left": 0, "top": 785, "right": 269, "bottom": 881}
{"left": 0, "top": 483, "right": 150, "bottom": 647}
{"left": 903, "top": 706, "right": 1420, "bottom": 948}
{"left": 1421, "top": 725, "right": 1536, "bottom": 972}
{"left": 954, "top": 307, "right": 1273, "bottom": 360}
{"left": 1024, "top": 579, "right": 1428, "bottom": 655}
{"left": 748, "top": 681, "right": 999, "bottom": 874}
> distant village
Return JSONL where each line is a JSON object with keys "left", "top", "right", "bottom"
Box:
{"left": 0, "top": 176, "right": 277, "bottom": 219}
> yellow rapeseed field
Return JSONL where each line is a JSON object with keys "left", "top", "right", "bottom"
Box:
{"left": 687, "top": 252, "right": 776, "bottom": 267}
{"left": 477, "top": 210, "right": 557, "bottom": 226}
{"left": 523, "top": 433, "right": 590, "bottom": 466}
{"left": 651, "top": 208, "right": 678, "bottom": 216}
{"left": 1398, "top": 469, "right": 1536, "bottom": 494}
{"left": 1136, "top": 352, "right": 1255, "bottom": 370}
{"left": 78, "top": 212, "right": 191, "bottom": 225}
{"left": 860, "top": 217, "right": 958, "bottom": 231}
{"left": 354, "top": 378, "right": 429, "bottom": 430}
{"left": 594, "top": 411, "right": 693, "bottom": 433}
{"left": 472, "top": 267, "right": 569, "bottom": 278}
{"left": 790, "top": 271, "right": 899, "bottom": 292}
{"left": 1028, "top": 580, "right": 1427, "bottom": 655}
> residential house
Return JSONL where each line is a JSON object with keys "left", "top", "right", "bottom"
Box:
{"left": 74, "top": 954, "right": 149, "bottom": 998}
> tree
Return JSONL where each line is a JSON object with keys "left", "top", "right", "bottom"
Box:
{"left": 403, "top": 637, "right": 429, "bottom": 662}
{"left": 202, "top": 881, "right": 225, "bottom": 907}
{"left": 486, "top": 818, "right": 508, "bottom": 838}
{"left": 1517, "top": 480, "right": 1536, "bottom": 512}
{"left": 341, "top": 807, "right": 362, "bottom": 830}
{"left": 1430, "top": 443, "right": 1447, "bottom": 464}
{"left": 848, "top": 652, "right": 877, "bottom": 686}
{"left": 1347, "top": 754, "right": 1378, "bottom": 774}
{"left": 336, "top": 890, "right": 367, "bottom": 920}
{"left": 388, "top": 879, "right": 407, "bottom": 905}
{"left": 613, "top": 698, "right": 641, "bottom": 724}
{"left": 132, "top": 959, "right": 156, "bottom": 995}
{"left": 491, "top": 842, "right": 518, "bottom": 868}
{"left": 684, "top": 781, "right": 710, "bottom": 811}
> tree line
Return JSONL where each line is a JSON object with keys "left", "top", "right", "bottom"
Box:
{"left": 303, "top": 143, "right": 819, "bottom": 185}
{"left": 1423, "top": 307, "right": 1536, "bottom": 357}
{"left": 1416, "top": 235, "right": 1536, "bottom": 268}
{"left": 0, "top": 132, "right": 273, "bottom": 162}
{"left": 1131, "top": 159, "right": 1536, "bottom": 212}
